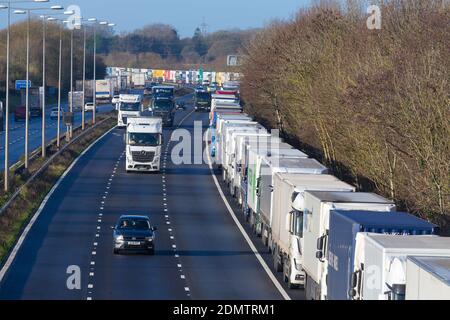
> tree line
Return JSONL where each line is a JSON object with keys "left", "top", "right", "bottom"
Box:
{"left": 97, "top": 24, "right": 254, "bottom": 70}
{"left": 240, "top": 0, "right": 449, "bottom": 231}
{"left": 0, "top": 19, "right": 107, "bottom": 97}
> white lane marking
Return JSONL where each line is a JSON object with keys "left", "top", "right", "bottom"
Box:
{"left": 205, "top": 129, "right": 291, "bottom": 301}
{"left": 90, "top": 261, "right": 95, "bottom": 265}
{"left": 0, "top": 126, "right": 117, "bottom": 283}
{"left": 177, "top": 264, "right": 182, "bottom": 268}
{"left": 88, "top": 284, "right": 93, "bottom": 289}
{"left": 181, "top": 275, "right": 185, "bottom": 279}
{"left": 184, "top": 287, "right": 190, "bottom": 292}
{"left": 87, "top": 297, "right": 92, "bottom": 301}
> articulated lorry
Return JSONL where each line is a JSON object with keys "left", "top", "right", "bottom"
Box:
{"left": 96, "top": 79, "right": 112, "bottom": 104}
{"left": 405, "top": 256, "right": 450, "bottom": 300}
{"left": 125, "top": 116, "right": 163, "bottom": 173}
{"left": 326, "top": 211, "right": 438, "bottom": 300}
{"left": 118, "top": 94, "right": 142, "bottom": 127}
{"left": 210, "top": 114, "right": 251, "bottom": 157}
{"left": 270, "top": 173, "right": 355, "bottom": 288}
{"left": 223, "top": 126, "right": 268, "bottom": 185}
{"left": 246, "top": 144, "right": 310, "bottom": 234}
{"left": 258, "top": 158, "right": 328, "bottom": 249}
{"left": 302, "top": 191, "right": 396, "bottom": 300}
{"left": 217, "top": 120, "right": 260, "bottom": 170}
{"left": 68, "top": 91, "right": 84, "bottom": 111}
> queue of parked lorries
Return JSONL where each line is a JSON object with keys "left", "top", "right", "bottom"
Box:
{"left": 207, "top": 90, "right": 450, "bottom": 300}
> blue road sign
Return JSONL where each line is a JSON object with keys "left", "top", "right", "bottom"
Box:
{"left": 15, "top": 80, "right": 32, "bottom": 90}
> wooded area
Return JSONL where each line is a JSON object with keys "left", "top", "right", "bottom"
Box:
{"left": 240, "top": 0, "right": 449, "bottom": 230}
{"left": 0, "top": 19, "right": 106, "bottom": 93}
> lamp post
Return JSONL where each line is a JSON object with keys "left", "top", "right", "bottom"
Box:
{"left": 0, "top": 0, "right": 52, "bottom": 191}
{"left": 85, "top": 19, "right": 115, "bottom": 126}
{"left": 13, "top": 4, "right": 64, "bottom": 168}
{"left": 47, "top": 12, "right": 73, "bottom": 148}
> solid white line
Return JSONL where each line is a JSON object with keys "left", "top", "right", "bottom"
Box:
{"left": 0, "top": 126, "right": 117, "bottom": 283}
{"left": 205, "top": 129, "right": 291, "bottom": 301}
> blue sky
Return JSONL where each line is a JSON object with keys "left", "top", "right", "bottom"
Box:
{"left": 1, "top": 0, "right": 310, "bottom": 37}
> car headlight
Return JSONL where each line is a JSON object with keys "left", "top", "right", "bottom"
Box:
{"left": 116, "top": 235, "right": 124, "bottom": 242}
{"left": 145, "top": 237, "right": 153, "bottom": 242}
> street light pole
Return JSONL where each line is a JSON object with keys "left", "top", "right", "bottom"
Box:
{"left": 69, "top": 27, "right": 73, "bottom": 138}
{"left": 41, "top": 14, "right": 46, "bottom": 158}
{"left": 92, "top": 23, "right": 96, "bottom": 125}
{"left": 4, "top": 0, "right": 11, "bottom": 191}
{"left": 25, "top": 9, "right": 30, "bottom": 168}
{"left": 82, "top": 24, "right": 86, "bottom": 130}
{"left": 57, "top": 20, "right": 62, "bottom": 147}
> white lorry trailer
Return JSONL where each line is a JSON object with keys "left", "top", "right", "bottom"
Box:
{"left": 118, "top": 94, "right": 142, "bottom": 127}
{"left": 405, "top": 256, "right": 450, "bottom": 300}
{"left": 270, "top": 173, "right": 355, "bottom": 288}
{"left": 230, "top": 133, "right": 274, "bottom": 200}
{"left": 258, "top": 158, "right": 328, "bottom": 249}
{"left": 218, "top": 121, "right": 260, "bottom": 170}
{"left": 350, "top": 234, "right": 450, "bottom": 300}
{"left": 223, "top": 126, "right": 267, "bottom": 185}
{"left": 246, "top": 144, "right": 309, "bottom": 234}
{"left": 125, "top": 116, "right": 163, "bottom": 172}
{"left": 302, "top": 191, "right": 396, "bottom": 300}
{"left": 96, "top": 79, "right": 112, "bottom": 104}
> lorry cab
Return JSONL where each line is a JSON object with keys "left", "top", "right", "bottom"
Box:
{"left": 272, "top": 174, "right": 355, "bottom": 289}
{"left": 125, "top": 117, "right": 163, "bottom": 173}
{"left": 118, "top": 94, "right": 142, "bottom": 127}
{"left": 194, "top": 90, "right": 212, "bottom": 112}
{"left": 150, "top": 97, "right": 175, "bottom": 127}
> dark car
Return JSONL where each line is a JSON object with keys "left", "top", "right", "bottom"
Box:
{"left": 14, "top": 106, "right": 28, "bottom": 121}
{"left": 112, "top": 215, "right": 157, "bottom": 255}
{"left": 30, "top": 107, "right": 41, "bottom": 118}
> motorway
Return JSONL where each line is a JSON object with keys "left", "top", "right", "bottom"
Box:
{"left": 0, "top": 103, "right": 114, "bottom": 171}
{"left": 0, "top": 93, "right": 301, "bottom": 300}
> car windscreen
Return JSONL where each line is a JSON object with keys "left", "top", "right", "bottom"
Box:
{"left": 118, "top": 218, "right": 150, "bottom": 230}
{"left": 128, "top": 132, "right": 160, "bottom": 147}
{"left": 120, "top": 102, "right": 140, "bottom": 111}
{"left": 153, "top": 100, "right": 173, "bottom": 110}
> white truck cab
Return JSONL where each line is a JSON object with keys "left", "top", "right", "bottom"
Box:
{"left": 118, "top": 94, "right": 142, "bottom": 127}
{"left": 125, "top": 117, "right": 163, "bottom": 173}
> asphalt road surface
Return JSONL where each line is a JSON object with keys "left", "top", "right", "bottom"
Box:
{"left": 0, "top": 94, "right": 302, "bottom": 300}
{"left": 0, "top": 104, "right": 114, "bottom": 171}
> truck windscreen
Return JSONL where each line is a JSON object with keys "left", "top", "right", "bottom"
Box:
{"left": 196, "top": 92, "right": 210, "bottom": 102}
{"left": 120, "top": 102, "right": 140, "bottom": 111}
{"left": 153, "top": 100, "right": 173, "bottom": 110}
{"left": 153, "top": 89, "right": 174, "bottom": 98}
{"left": 128, "top": 133, "right": 161, "bottom": 147}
